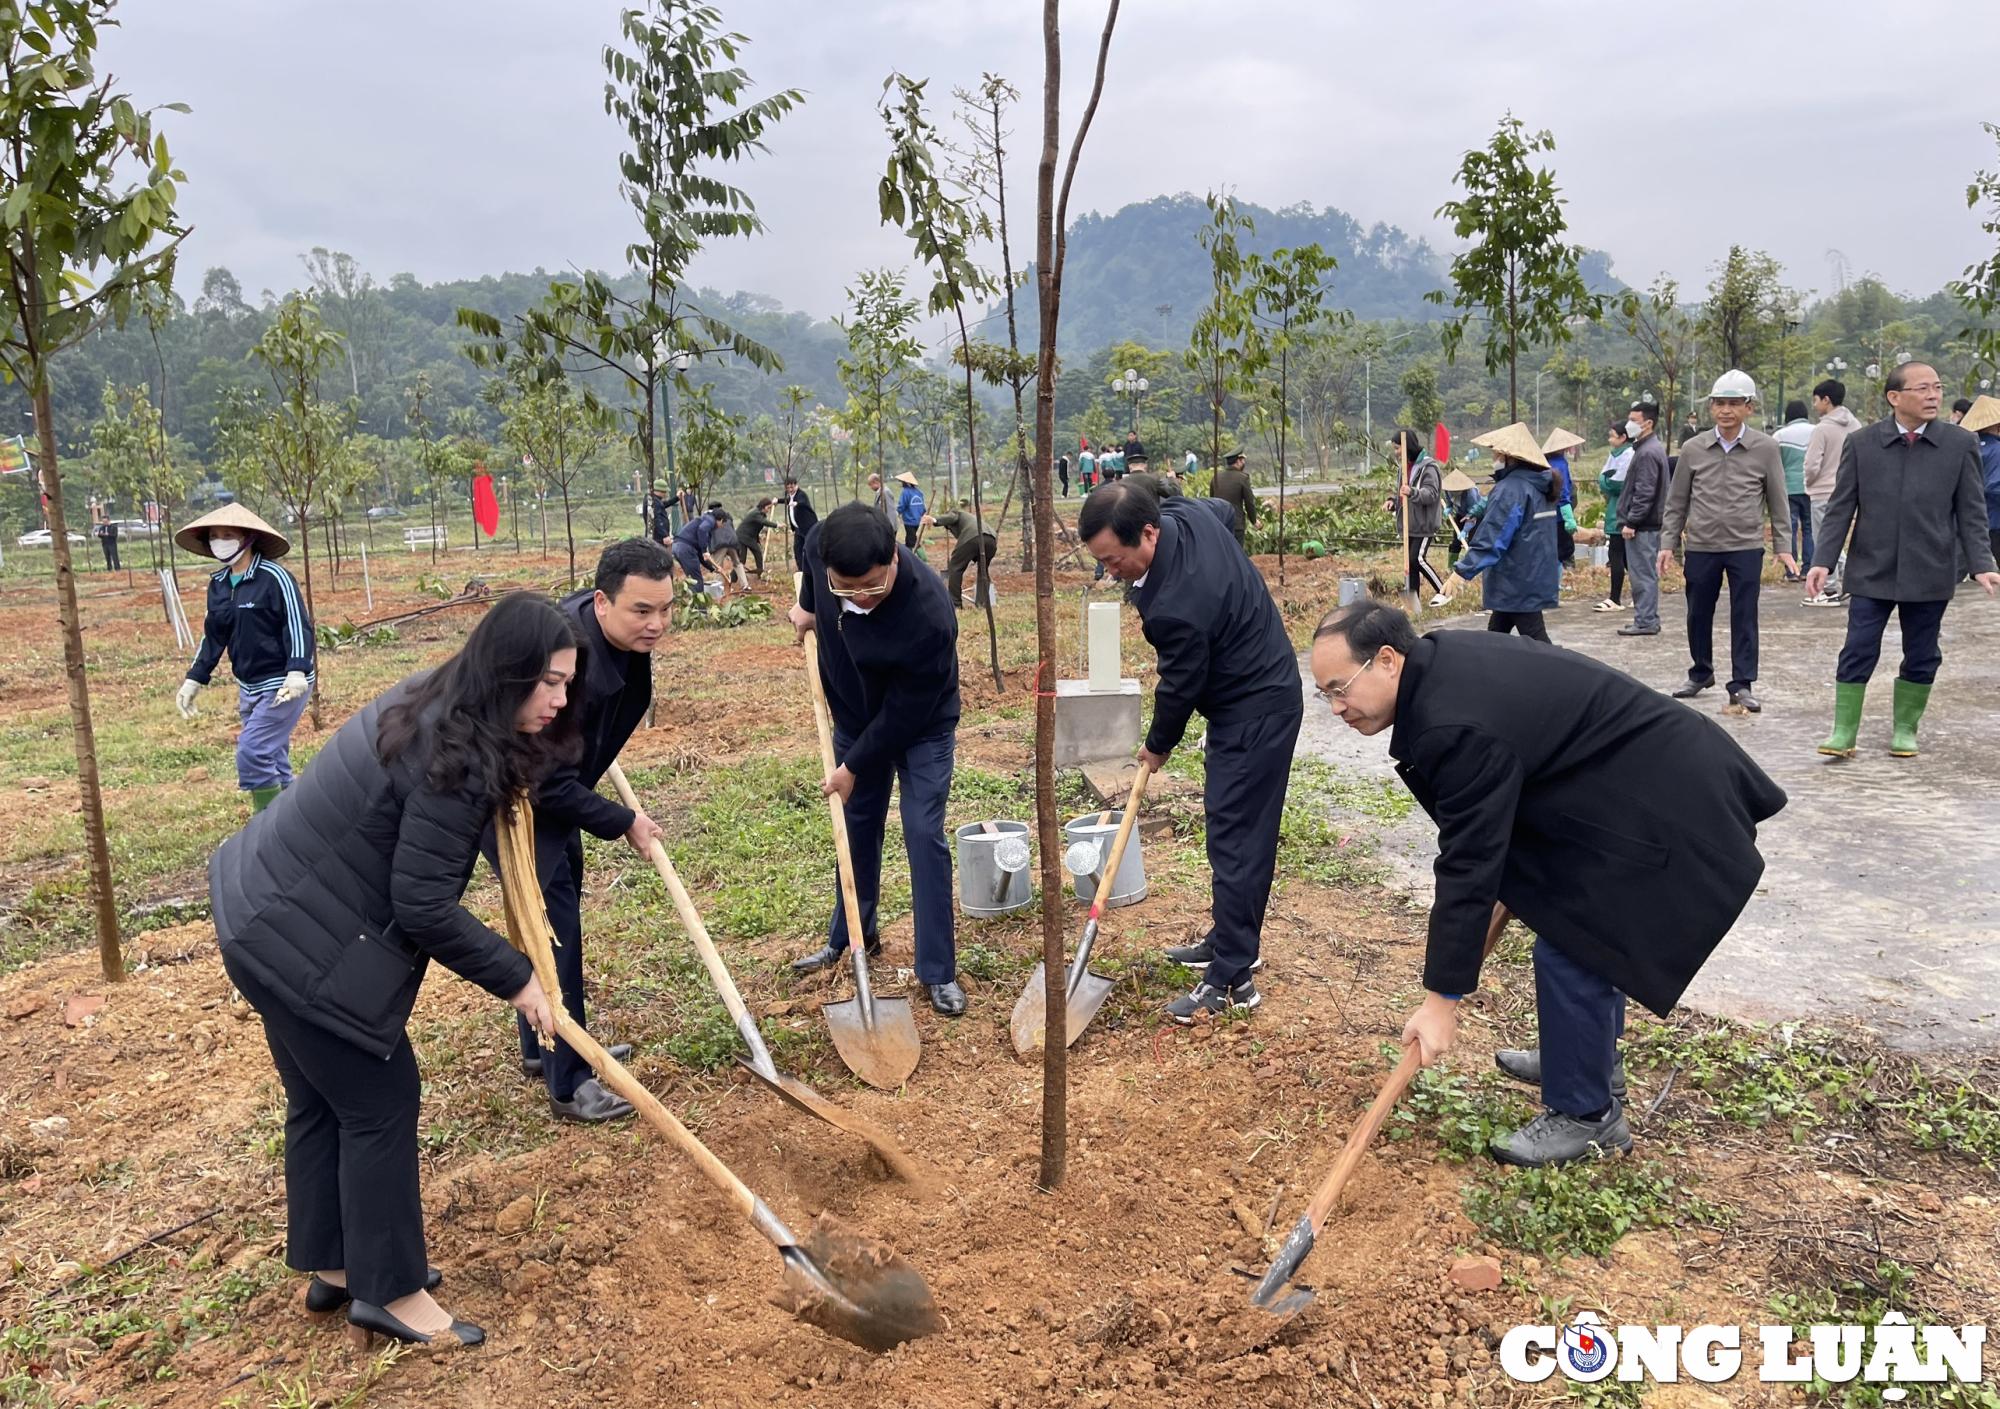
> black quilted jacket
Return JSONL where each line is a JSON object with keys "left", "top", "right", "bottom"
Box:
{"left": 208, "top": 678, "right": 532, "bottom": 1059}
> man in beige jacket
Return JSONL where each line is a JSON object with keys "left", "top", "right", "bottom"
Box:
{"left": 1801, "top": 377, "right": 1863, "bottom": 605}
{"left": 1659, "top": 370, "right": 1799, "bottom": 713}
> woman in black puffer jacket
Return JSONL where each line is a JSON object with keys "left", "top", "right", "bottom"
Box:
{"left": 209, "top": 593, "right": 581, "bottom": 1348}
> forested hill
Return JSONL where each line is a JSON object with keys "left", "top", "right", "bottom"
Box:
{"left": 1010, "top": 193, "right": 1620, "bottom": 352}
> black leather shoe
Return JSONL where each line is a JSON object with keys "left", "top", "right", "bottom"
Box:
{"left": 521, "top": 1042, "right": 630, "bottom": 1080}
{"left": 1615, "top": 624, "right": 1660, "bottom": 636}
{"left": 1670, "top": 681, "right": 1711, "bottom": 699}
{"left": 928, "top": 981, "right": 966, "bottom": 1017}
{"left": 306, "top": 1266, "right": 441, "bottom": 1314}
{"left": 549, "top": 1077, "right": 635, "bottom": 1124}
{"left": 1494, "top": 1047, "right": 1627, "bottom": 1099}
{"left": 789, "top": 937, "right": 881, "bottom": 975}
{"left": 1727, "top": 688, "right": 1762, "bottom": 713}
{"left": 347, "top": 1299, "right": 484, "bottom": 1348}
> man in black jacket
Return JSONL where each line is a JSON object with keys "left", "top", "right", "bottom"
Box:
{"left": 784, "top": 474, "right": 818, "bottom": 568}
{"left": 1208, "top": 450, "right": 1259, "bottom": 548}
{"left": 485, "top": 539, "right": 671, "bottom": 1122}
{"left": 1080, "top": 480, "right": 1302, "bottom": 1023}
{"left": 737, "top": 497, "right": 777, "bottom": 576}
{"left": 1310, "top": 601, "right": 1786, "bottom": 1166}
{"left": 787, "top": 504, "right": 966, "bottom": 1015}
{"left": 1616, "top": 399, "right": 1669, "bottom": 638}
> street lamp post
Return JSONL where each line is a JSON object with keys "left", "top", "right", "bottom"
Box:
{"left": 1112, "top": 369, "right": 1149, "bottom": 440}
{"left": 1776, "top": 303, "right": 1802, "bottom": 422}
{"left": 654, "top": 338, "right": 694, "bottom": 531}
{"left": 1533, "top": 368, "right": 1550, "bottom": 437}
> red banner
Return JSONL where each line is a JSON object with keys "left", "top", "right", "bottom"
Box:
{"left": 1433, "top": 422, "right": 1451, "bottom": 464}
{"left": 472, "top": 469, "right": 500, "bottom": 537}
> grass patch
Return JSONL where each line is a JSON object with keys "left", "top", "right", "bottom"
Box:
{"left": 1766, "top": 1261, "right": 2000, "bottom": 1408}
{"left": 1386, "top": 1057, "right": 1536, "bottom": 1162}
{"left": 1464, "top": 1158, "right": 1730, "bottom": 1259}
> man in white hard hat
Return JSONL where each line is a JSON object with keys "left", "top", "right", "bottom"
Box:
{"left": 1659, "top": 370, "right": 1798, "bottom": 713}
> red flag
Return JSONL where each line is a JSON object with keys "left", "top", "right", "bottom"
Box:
{"left": 472, "top": 468, "right": 500, "bottom": 537}
{"left": 1080, "top": 435, "right": 1090, "bottom": 451}
{"left": 1433, "top": 422, "right": 1451, "bottom": 464}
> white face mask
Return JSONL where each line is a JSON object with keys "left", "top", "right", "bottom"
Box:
{"left": 209, "top": 536, "right": 245, "bottom": 563}
{"left": 1624, "top": 420, "right": 1643, "bottom": 440}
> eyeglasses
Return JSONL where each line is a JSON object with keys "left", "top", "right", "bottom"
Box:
{"left": 1314, "top": 656, "right": 1374, "bottom": 702}
{"left": 824, "top": 568, "right": 891, "bottom": 600}
{"left": 1892, "top": 382, "right": 1945, "bottom": 396}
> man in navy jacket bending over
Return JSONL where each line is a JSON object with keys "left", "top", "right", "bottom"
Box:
{"left": 788, "top": 503, "right": 966, "bottom": 1016}
{"left": 1079, "top": 479, "right": 1304, "bottom": 1023}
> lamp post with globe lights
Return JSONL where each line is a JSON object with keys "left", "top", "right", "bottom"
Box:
{"left": 1112, "top": 369, "right": 1149, "bottom": 443}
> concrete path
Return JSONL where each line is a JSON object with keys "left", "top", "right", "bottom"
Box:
{"left": 1294, "top": 583, "right": 2000, "bottom": 1054}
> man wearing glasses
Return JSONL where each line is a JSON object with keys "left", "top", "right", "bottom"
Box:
{"left": 1659, "top": 369, "right": 1799, "bottom": 713}
{"left": 1308, "top": 600, "right": 1785, "bottom": 1166}
{"left": 1078, "top": 478, "right": 1301, "bottom": 1024}
{"left": 786, "top": 503, "right": 966, "bottom": 1016}
{"left": 1807, "top": 363, "right": 1999, "bottom": 759}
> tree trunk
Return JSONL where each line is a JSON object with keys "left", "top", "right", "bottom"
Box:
{"left": 294, "top": 504, "right": 324, "bottom": 730}
{"left": 990, "top": 95, "right": 1035, "bottom": 577}
{"left": 561, "top": 482, "right": 576, "bottom": 580}
{"left": 32, "top": 372, "right": 124, "bottom": 982}
{"left": 1277, "top": 337, "right": 1289, "bottom": 586}
{"left": 1506, "top": 262, "right": 1520, "bottom": 424}
{"left": 1033, "top": 0, "right": 1067, "bottom": 1194}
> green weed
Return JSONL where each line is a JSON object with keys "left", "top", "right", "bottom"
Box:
{"left": 1766, "top": 1261, "right": 1999, "bottom": 1408}
{"left": 1387, "top": 1058, "right": 1536, "bottom": 1162}
{"left": 1464, "top": 1158, "right": 1729, "bottom": 1259}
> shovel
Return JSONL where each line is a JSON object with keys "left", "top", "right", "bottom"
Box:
{"left": 604, "top": 761, "right": 926, "bottom": 1184}
{"left": 1249, "top": 903, "right": 1514, "bottom": 1325}
{"left": 492, "top": 798, "right": 940, "bottom": 1352}
{"left": 1009, "top": 763, "right": 1152, "bottom": 1055}
{"left": 802, "top": 644, "right": 923, "bottom": 1090}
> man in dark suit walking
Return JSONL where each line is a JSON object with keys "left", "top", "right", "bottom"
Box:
{"left": 1079, "top": 479, "right": 1301, "bottom": 1023}
{"left": 1808, "top": 363, "right": 1999, "bottom": 758}
{"left": 783, "top": 474, "right": 818, "bottom": 569}
{"left": 1310, "top": 601, "right": 1786, "bottom": 1166}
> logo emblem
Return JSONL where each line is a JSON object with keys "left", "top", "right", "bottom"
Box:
{"left": 1559, "top": 1314, "right": 1617, "bottom": 1380}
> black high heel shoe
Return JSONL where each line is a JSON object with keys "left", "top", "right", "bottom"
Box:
{"left": 304, "top": 1266, "right": 442, "bottom": 1314}
{"left": 346, "top": 1298, "right": 484, "bottom": 1348}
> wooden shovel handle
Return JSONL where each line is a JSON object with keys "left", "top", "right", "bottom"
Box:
{"left": 1087, "top": 764, "right": 1153, "bottom": 914}
{"left": 604, "top": 762, "right": 762, "bottom": 1049}
{"left": 802, "top": 645, "right": 870, "bottom": 954}
{"left": 1297, "top": 904, "right": 1511, "bottom": 1233}
{"left": 493, "top": 800, "right": 764, "bottom": 1231}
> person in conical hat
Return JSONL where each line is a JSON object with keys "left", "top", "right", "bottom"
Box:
{"left": 173, "top": 504, "right": 315, "bottom": 813}
{"left": 1963, "top": 393, "right": 2000, "bottom": 573}
{"left": 1436, "top": 423, "right": 1560, "bottom": 640}
{"left": 1539, "top": 428, "right": 1585, "bottom": 570}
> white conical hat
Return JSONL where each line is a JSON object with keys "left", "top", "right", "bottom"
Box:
{"left": 1470, "top": 422, "right": 1550, "bottom": 469}
{"left": 174, "top": 503, "right": 289, "bottom": 559}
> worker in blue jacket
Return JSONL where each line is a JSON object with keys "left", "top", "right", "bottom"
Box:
{"left": 671, "top": 506, "right": 728, "bottom": 601}
{"left": 894, "top": 471, "right": 927, "bottom": 550}
{"left": 173, "top": 505, "right": 315, "bottom": 813}
{"left": 1438, "top": 423, "right": 1561, "bottom": 641}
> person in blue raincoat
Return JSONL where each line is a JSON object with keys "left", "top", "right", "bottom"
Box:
{"left": 1437, "top": 422, "right": 1561, "bottom": 641}
{"left": 894, "top": 471, "right": 927, "bottom": 550}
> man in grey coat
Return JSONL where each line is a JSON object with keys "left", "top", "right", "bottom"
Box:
{"left": 1807, "top": 363, "right": 1999, "bottom": 758}
{"left": 1660, "top": 370, "right": 1799, "bottom": 712}
{"left": 1209, "top": 450, "right": 1259, "bottom": 549}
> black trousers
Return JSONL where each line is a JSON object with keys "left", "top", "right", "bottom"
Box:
{"left": 743, "top": 538, "right": 765, "bottom": 574}
{"left": 1556, "top": 521, "right": 1575, "bottom": 567}
{"left": 1405, "top": 535, "right": 1445, "bottom": 594}
{"left": 903, "top": 522, "right": 921, "bottom": 549}
{"left": 1200, "top": 703, "right": 1304, "bottom": 991}
{"left": 513, "top": 830, "right": 592, "bottom": 1100}
{"left": 945, "top": 533, "right": 996, "bottom": 603}
{"left": 1487, "top": 610, "right": 1549, "bottom": 642}
{"left": 223, "top": 952, "right": 427, "bottom": 1306}
{"left": 1836, "top": 595, "right": 1948, "bottom": 685}
{"left": 1682, "top": 549, "right": 1763, "bottom": 692}
{"left": 1607, "top": 535, "right": 1627, "bottom": 603}
{"left": 99, "top": 533, "right": 120, "bottom": 570}
{"left": 1534, "top": 938, "right": 1627, "bottom": 1119}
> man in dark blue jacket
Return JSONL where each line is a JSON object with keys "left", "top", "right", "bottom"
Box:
{"left": 787, "top": 503, "right": 966, "bottom": 1015}
{"left": 1080, "top": 479, "right": 1303, "bottom": 1023}
{"left": 484, "top": 539, "right": 672, "bottom": 1122}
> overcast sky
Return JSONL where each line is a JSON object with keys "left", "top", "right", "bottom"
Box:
{"left": 104, "top": 0, "right": 1996, "bottom": 322}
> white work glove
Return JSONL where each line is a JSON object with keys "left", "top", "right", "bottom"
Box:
{"left": 273, "top": 671, "right": 310, "bottom": 705}
{"left": 174, "top": 679, "right": 201, "bottom": 719}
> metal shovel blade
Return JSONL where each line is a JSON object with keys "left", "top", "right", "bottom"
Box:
{"left": 1008, "top": 960, "right": 1119, "bottom": 1056}
{"left": 1247, "top": 1213, "right": 1319, "bottom": 1324}
{"left": 739, "top": 1058, "right": 930, "bottom": 1186}
{"left": 772, "top": 1212, "right": 943, "bottom": 1353}
{"left": 823, "top": 993, "right": 922, "bottom": 1090}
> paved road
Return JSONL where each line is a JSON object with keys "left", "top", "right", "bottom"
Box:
{"left": 1294, "top": 583, "right": 2000, "bottom": 1053}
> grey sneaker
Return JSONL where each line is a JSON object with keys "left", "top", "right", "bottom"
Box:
{"left": 1490, "top": 1101, "right": 1633, "bottom": 1167}
{"left": 1165, "top": 979, "right": 1260, "bottom": 1025}
{"left": 1161, "top": 935, "right": 1265, "bottom": 972}
{"left": 1494, "top": 1047, "right": 1627, "bottom": 1099}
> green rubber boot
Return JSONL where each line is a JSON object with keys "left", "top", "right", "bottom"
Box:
{"left": 1817, "top": 682, "right": 1866, "bottom": 758}
{"left": 1889, "top": 679, "right": 1931, "bottom": 758}
{"left": 249, "top": 785, "right": 281, "bottom": 813}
